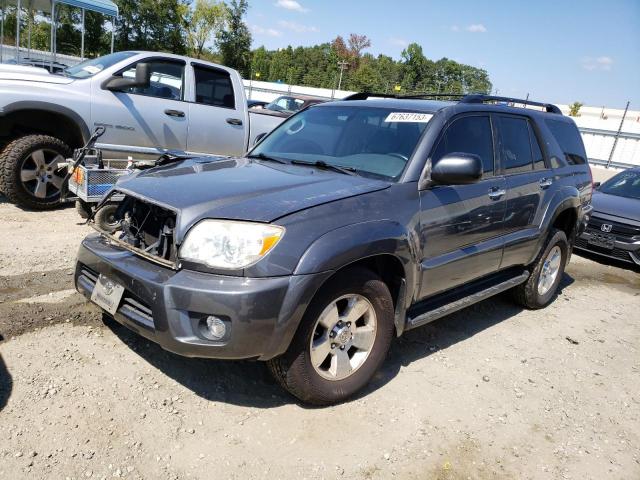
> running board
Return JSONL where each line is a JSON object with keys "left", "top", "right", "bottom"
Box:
{"left": 405, "top": 271, "right": 530, "bottom": 330}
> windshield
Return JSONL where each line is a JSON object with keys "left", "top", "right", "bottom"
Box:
{"left": 598, "top": 169, "right": 640, "bottom": 200}
{"left": 63, "top": 51, "right": 137, "bottom": 79}
{"left": 266, "top": 96, "right": 305, "bottom": 114}
{"left": 251, "top": 105, "right": 432, "bottom": 180}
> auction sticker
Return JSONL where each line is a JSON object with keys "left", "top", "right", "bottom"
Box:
{"left": 385, "top": 112, "right": 434, "bottom": 123}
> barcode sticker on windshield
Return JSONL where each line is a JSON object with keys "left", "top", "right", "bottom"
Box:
{"left": 384, "top": 112, "right": 433, "bottom": 123}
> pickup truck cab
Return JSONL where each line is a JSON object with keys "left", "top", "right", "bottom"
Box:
{"left": 75, "top": 94, "right": 593, "bottom": 405}
{"left": 0, "top": 51, "right": 284, "bottom": 209}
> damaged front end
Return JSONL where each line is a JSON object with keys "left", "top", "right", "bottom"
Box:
{"left": 91, "top": 192, "right": 178, "bottom": 269}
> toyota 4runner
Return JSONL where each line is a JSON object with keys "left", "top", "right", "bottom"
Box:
{"left": 74, "top": 93, "right": 593, "bottom": 405}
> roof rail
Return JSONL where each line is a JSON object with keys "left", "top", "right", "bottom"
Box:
{"left": 460, "top": 94, "right": 562, "bottom": 114}
{"left": 343, "top": 92, "right": 468, "bottom": 101}
{"left": 342, "top": 92, "right": 563, "bottom": 115}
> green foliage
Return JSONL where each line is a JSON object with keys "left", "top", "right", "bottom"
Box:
{"left": 249, "top": 39, "right": 492, "bottom": 95}
{"left": 187, "top": 0, "right": 228, "bottom": 59}
{"left": 568, "top": 101, "right": 583, "bottom": 117}
{"left": 113, "top": 0, "right": 189, "bottom": 54}
{"left": 216, "top": 0, "right": 251, "bottom": 77}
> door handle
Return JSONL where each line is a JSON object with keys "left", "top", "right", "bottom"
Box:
{"left": 539, "top": 177, "right": 553, "bottom": 189}
{"left": 226, "top": 118, "right": 243, "bottom": 126}
{"left": 164, "top": 109, "right": 185, "bottom": 118}
{"left": 488, "top": 188, "right": 506, "bottom": 200}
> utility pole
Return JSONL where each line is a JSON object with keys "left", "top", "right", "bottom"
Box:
{"left": 337, "top": 61, "right": 349, "bottom": 91}
{"left": 607, "top": 101, "right": 630, "bottom": 168}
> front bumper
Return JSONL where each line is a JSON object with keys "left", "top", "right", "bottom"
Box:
{"left": 575, "top": 230, "right": 640, "bottom": 265}
{"left": 75, "top": 234, "right": 330, "bottom": 360}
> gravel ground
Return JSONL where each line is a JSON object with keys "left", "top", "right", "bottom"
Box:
{"left": 0, "top": 194, "right": 639, "bottom": 480}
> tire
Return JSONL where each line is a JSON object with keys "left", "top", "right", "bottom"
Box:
{"left": 267, "top": 267, "right": 395, "bottom": 405}
{"left": 75, "top": 199, "right": 92, "bottom": 219}
{"left": 0, "top": 134, "right": 71, "bottom": 210}
{"left": 512, "top": 228, "right": 569, "bottom": 309}
{"left": 94, "top": 203, "right": 119, "bottom": 233}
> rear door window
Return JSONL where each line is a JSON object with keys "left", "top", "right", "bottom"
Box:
{"left": 193, "top": 65, "right": 235, "bottom": 109}
{"left": 497, "top": 116, "right": 533, "bottom": 174}
{"left": 529, "top": 122, "right": 546, "bottom": 170}
{"left": 545, "top": 119, "right": 587, "bottom": 165}
{"left": 432, "top": 115, "right": 494, "bottom": 176}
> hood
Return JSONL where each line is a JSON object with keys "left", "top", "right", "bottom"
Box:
{"left": 592, "top": 191, "right": 640, "bottom": 222}
{"left": 0, "top": 64, "right": 74, "bottom": 84}
{"left": 116, "top": 156, "right": 390, "bottom": 232}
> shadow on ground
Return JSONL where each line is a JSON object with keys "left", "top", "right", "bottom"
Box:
{"left": 106, "top": 273, "right": 575, "bottom": 409}
{"left": 0, "top": 336, "right": 13, "bottom": 412}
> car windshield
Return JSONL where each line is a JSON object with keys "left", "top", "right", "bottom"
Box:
{"left": 598, "top": 170, "right": 640, "bottom": 200}
{"left": 266, "top": 96, "right": 306, "bottom": 114}
{"left": 251, "top": 105, "right": 432, "bottom": 180}
{"left": 63, "top": 51, "right": 137, "bottom": 79}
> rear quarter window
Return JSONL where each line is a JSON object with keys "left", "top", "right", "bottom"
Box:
{"left": 545, "top": 119, "right": 587, "bottom": 165}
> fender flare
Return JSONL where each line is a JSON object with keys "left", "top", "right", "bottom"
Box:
{"left": 0, "top": 100, "right": 90, "bottom": 143}
{"left": 530, "top": 185, "right": 581, "bottom": 263}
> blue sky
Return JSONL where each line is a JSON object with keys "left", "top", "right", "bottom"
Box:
{"left": 246, "top": 0, "right": 640, "bottom": 108}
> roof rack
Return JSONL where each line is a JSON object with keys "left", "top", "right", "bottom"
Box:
{"left": 342, "top": 92, "right": 563, "bottom": 115}
{"left": 343, "top": 92, "right": 467, "bottom": 101}
{"left": 460, "top": 94, "right": 562, "bottom": 114}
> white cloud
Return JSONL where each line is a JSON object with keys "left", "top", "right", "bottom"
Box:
{"left": 466, "top": 24, "right": 487, "bottom": 33}
{"left": 389, "top": 37, "right": 409, "bottom": 47}
{"left": 278, "top": 20, "right": 318, "bottom": 33}
{"left": 275, "top": 0, "right": 308, "bottom": 12}
{"left": 251, "top": 24, "right": 282, "bottom": 37}
{"left": 581, "top": 56, "right": 614, "bottom": 71}
{"left": 450, "top": 25, "right": 460, "bottom": 32}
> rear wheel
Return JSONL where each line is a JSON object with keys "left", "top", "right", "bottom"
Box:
{"left": 75, "top": 199, "right": 92, "bottom": 219}
{"left": 0, "top": 134, "right": 71, "bottom": 210}
{"left": 512, "top": 228, "right": 569, "bottom": 309}
{"left": 268, "top": 267, "right": 394, "bottom": 405}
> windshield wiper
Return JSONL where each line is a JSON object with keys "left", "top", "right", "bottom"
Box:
{"left": 291, "top": 159, "right": 357, "bottom": 176}
{"left": 247, "top": 152, "right": 288, "bottom": 164}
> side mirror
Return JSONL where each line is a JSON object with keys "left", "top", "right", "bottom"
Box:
{"left": 593, "top": 181, "right": 601, "bottom": 189}
{"left": 431, "top": 153, "right": 483, "bottom": 185}
{"left": 102, "top": 63, "right": 151, "bottom": 91}
{"left": 253, "top": 132, "right": 268, "bottom": 146}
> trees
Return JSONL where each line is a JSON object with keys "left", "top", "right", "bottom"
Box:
{"left": 569, "top": 102, "right": 583, "bottom": 117}
{"left": 186, "top": 0, "right": 228, "bottom": 59}
{"left": 216, "top": 0, "right": 252, "bottom": 77}
{"left": 113, "top": 0, "right": 189, "bottom": 54}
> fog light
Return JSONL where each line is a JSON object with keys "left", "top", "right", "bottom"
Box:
{"left": 205, "top": 316, "right": 226, "bottom": 340}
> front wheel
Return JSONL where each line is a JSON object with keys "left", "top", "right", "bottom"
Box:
{"left": 268, "top": 267, "right": 395, "bottom": 405}
{"left": 512, "top": 228, "right": 569, "bottom": 309}
{"left": 0, "top": 134, "right": 71, "bottom": 210}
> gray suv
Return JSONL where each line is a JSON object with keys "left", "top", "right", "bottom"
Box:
{"left": 75, "top": 93, "right": 593, "bottom": 405}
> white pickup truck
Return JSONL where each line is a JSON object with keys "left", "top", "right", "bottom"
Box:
{"left": 0, "top": 51, "right": 285, "bottom": 209}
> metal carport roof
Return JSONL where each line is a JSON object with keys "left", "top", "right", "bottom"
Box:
{"left": 3, "top": 0, "right": 118, "bottom": 17}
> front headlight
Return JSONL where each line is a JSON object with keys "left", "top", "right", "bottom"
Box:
{"left": 179, "top": 220, "right": 285, "bottom": 269}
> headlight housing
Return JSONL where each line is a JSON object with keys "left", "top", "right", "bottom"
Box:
{"left": 179, "top": 220, "right": 285, "bottom": 269}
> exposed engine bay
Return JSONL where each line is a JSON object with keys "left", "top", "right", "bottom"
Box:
{"left": 94, "top": 194, "right": 177, "bottom": 265}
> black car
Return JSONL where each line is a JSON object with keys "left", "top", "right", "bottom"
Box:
{"left": 75, "top": 93, "right": 592, "bottom": 404}
{"left": 575, "top": 167, "right": 640, "bottom": 267}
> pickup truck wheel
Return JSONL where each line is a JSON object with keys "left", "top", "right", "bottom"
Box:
{"left": 267, "top": 267, "right": 394, "bottom": 405}
{"left": 0, "top": 135, "right": 71, "bottom": 210}
{"left": 94, "top": 203, "right": 120, "bottom": 233}
{"left": 513, "top": 228, "right": 568, "bottom": 309}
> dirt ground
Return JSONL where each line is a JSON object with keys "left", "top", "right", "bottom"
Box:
{"left": 0, "top": 193, "right": 639, "bottom": 480}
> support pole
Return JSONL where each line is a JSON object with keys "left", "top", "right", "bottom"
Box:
{"left": 80, "top": 8, "right": 85, "bottom": 60}
{"left": 49, "top": 0, "right": 55, "bottom": 68}
{"left": 52, "top": 0, "right": 57, "bottom": 62}
{"left": 16, "top": 0, "right": 21, "bottom": 62}
{"left": 606, "top": 101, "right": 630, "bottom": 168}
{"left": 110, "top": 16, "right": 115, "bottom": 53}
{"left": 27, "top": 0, "right": 31, "bottom": 57}
{"left": 1, "top": 0, "right": 5, "bottom": 63}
